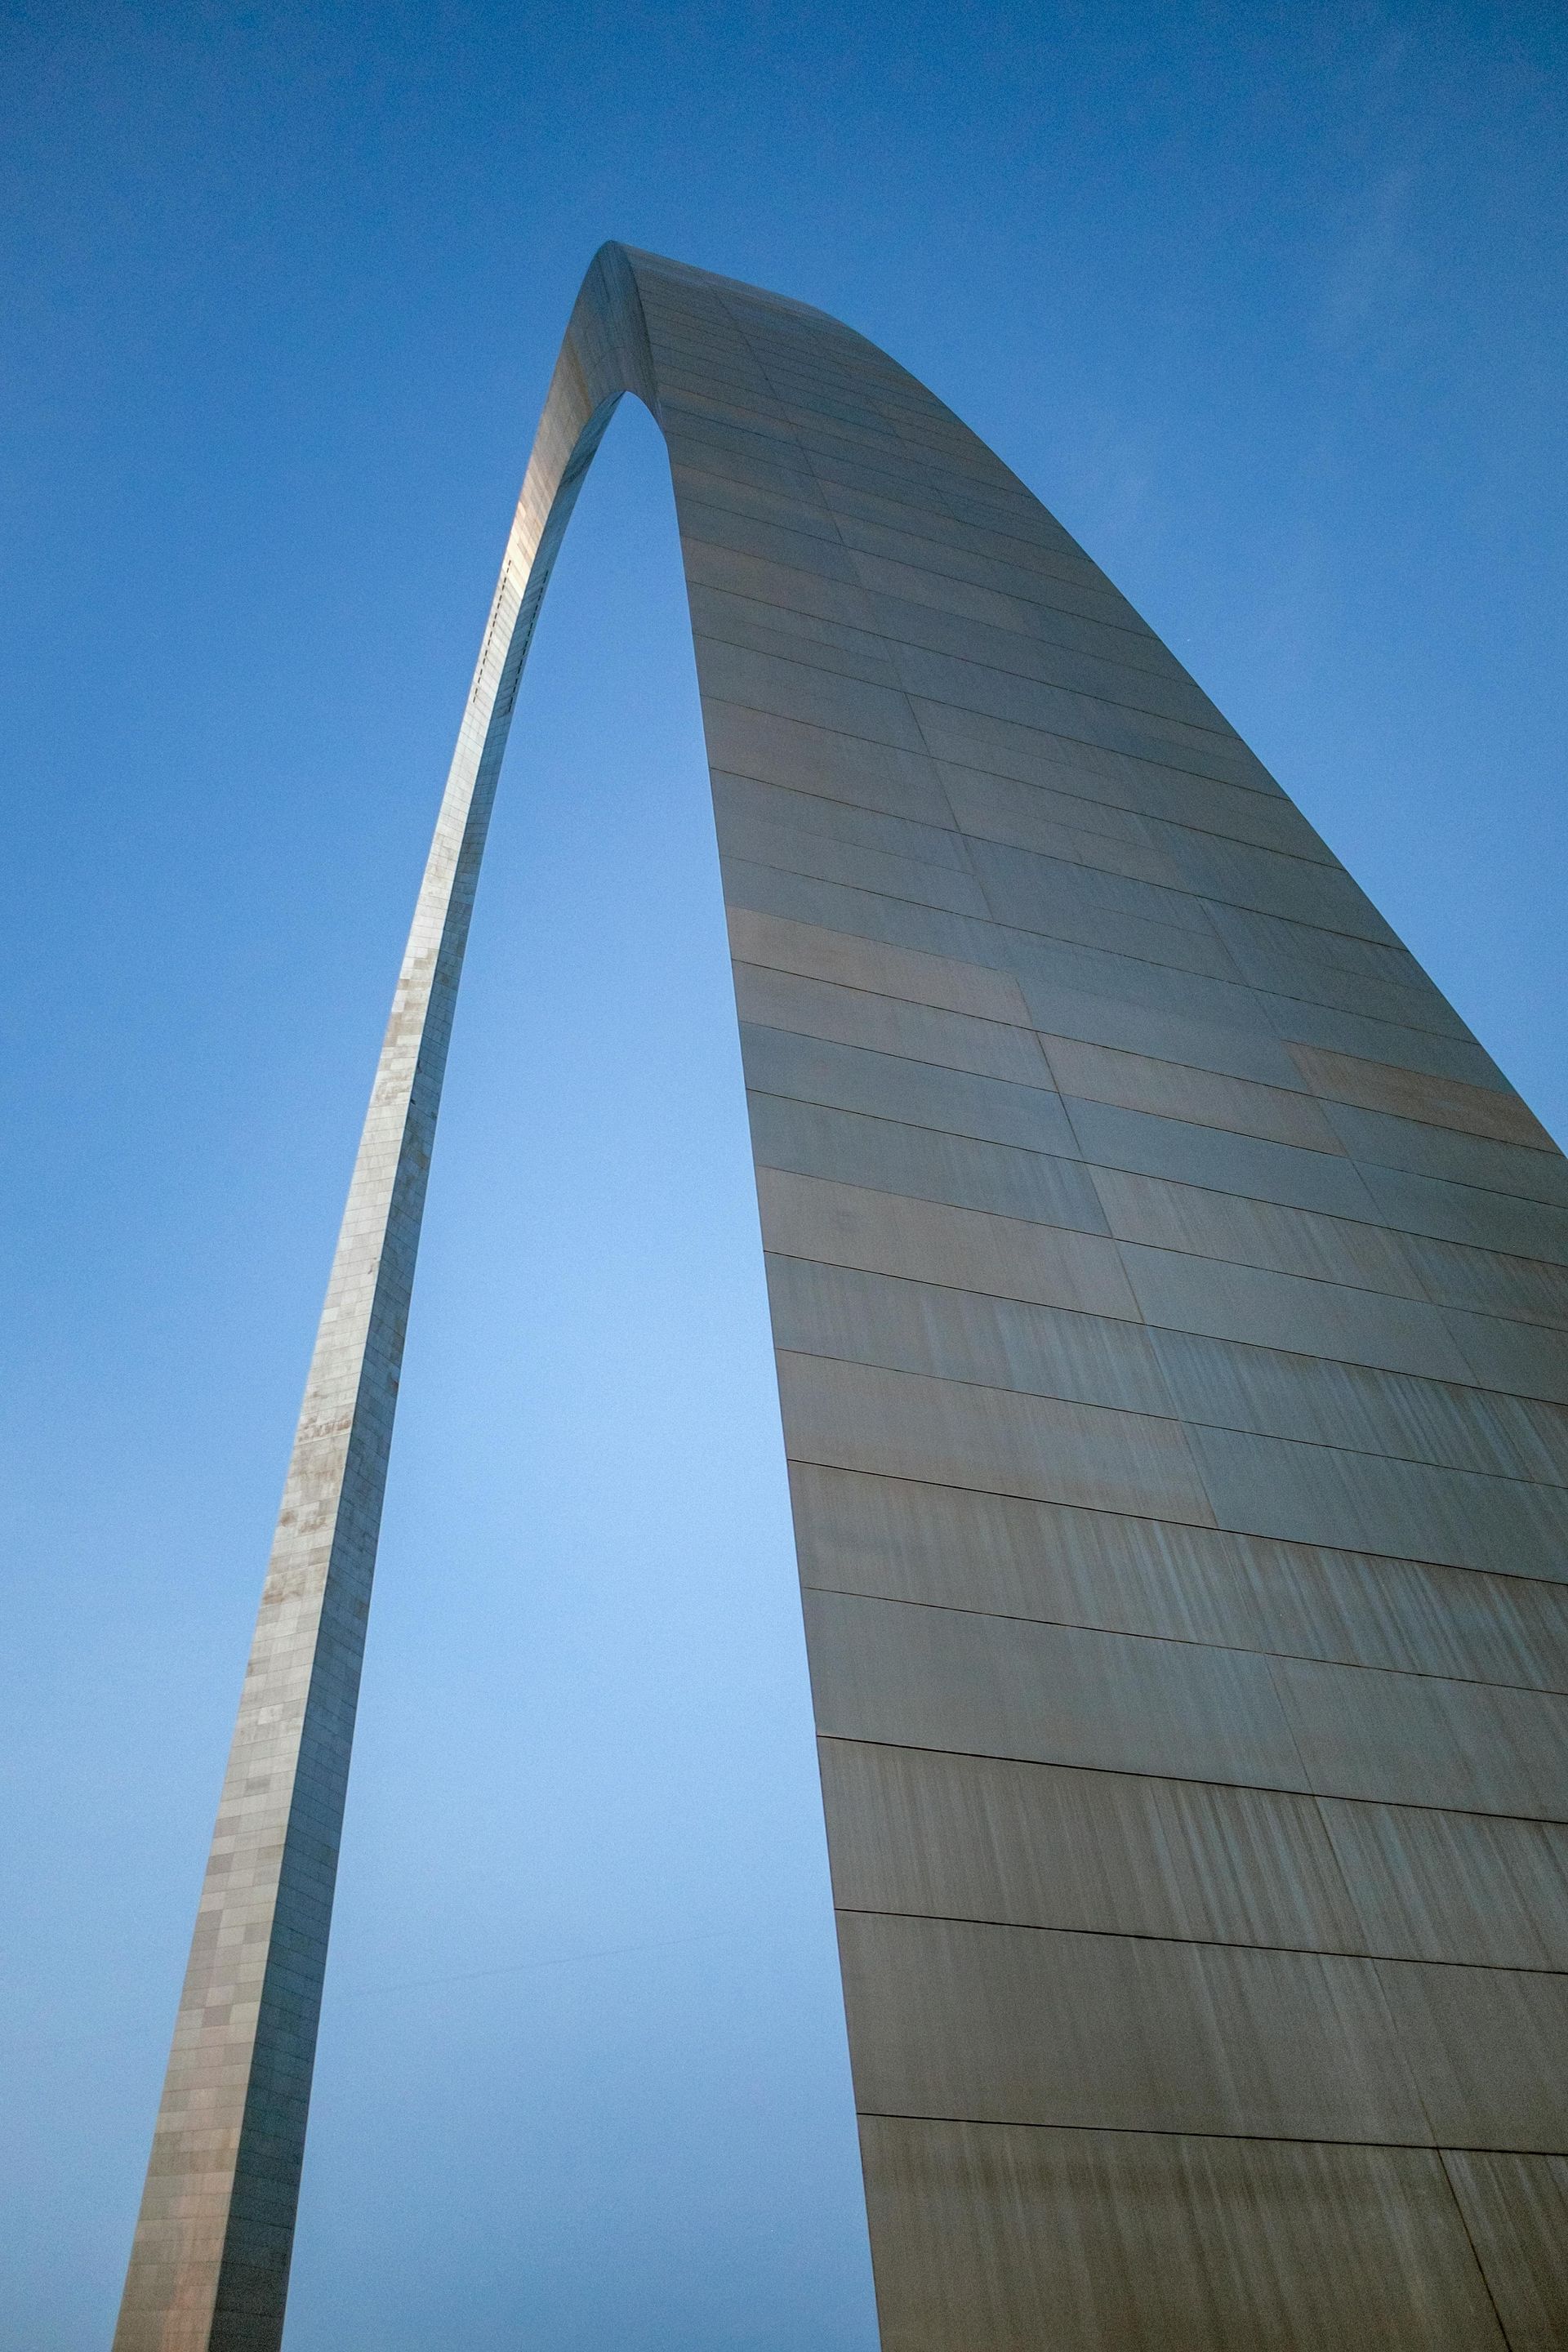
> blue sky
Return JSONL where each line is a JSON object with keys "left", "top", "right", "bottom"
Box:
{"left": 3, "top": 2, "right": 1564, "bottom": 2344}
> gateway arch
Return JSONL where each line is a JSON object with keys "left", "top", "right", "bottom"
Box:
{"left": 117, "top": 246, "right": 1568, "bottom": 2350}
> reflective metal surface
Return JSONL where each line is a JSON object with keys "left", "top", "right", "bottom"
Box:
{"left": 116, "top": 246, "right": 1568, "bottom": 2350}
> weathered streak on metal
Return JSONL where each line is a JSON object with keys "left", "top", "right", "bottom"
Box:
{"left": 116, "top": 246, "right": 1568, "bottom": 2350}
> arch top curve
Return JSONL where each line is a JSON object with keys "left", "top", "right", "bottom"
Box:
{"left": 114, "top": 243, "right": 1567, "bottom": 2352}
{"left": 477, "top": 238, "right": 924, "bottom": 764}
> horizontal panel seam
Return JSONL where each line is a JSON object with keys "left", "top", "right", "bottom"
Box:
{"left": 693, "top": 589, "right": 1246, "bottom": 762}
{"left": 773, "top": 1327, "right": 1568, "bottom": 1493}
{"left": 853, "top": 2109, "right": 1567, "bottom": 2158}
{"left": 724, "top": 818, "right": 1355, "bottom": 951}
{"left": 801, "top": 1576, "right": 1568, "bottom": 1700}
{"left": 742, "top": 1054, "right": 1568, "bottom": 1312}
{"left": 677, "top": 452, "right": 1129, "bottom": 611}
{"left": 831, "top": 1902, "right": 1568, "bottom": 1978}
{"left": 785, "top": 1450, "right": 1568, "bottom": 1597}
{"left": 698, "top": 628, "right": 1254, "bottom": 757}
{"left": 701, "top": 685, "right": 1273, "bottom": 809}
{"left": 815, "top": 1733, "right": 1568, "bottom": 1832}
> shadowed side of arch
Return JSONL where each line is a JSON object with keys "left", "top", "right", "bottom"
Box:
{"left": 117, "top": 246, "right": 1568, "bottom": 2352}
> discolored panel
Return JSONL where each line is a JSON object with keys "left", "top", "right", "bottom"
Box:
{"left": 1041, "top": 1035, "right": 1344, "bottom": 1152}
{"left": 727, "top": 904, "right": 1031, "bottom": 1022}
{"left": 1289, "top": 1042, "right": 1552, "bottom": 1147}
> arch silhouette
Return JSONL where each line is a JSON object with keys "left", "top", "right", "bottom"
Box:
{"left": 117, "top": 247, "right": 1568, "bottom": 2352}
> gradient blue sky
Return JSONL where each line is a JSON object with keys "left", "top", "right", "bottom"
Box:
{"left": 4, "top": 3, "right": 1565, "bottom": 2345}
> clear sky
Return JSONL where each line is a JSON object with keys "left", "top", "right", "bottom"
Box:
{"left": 3, "top": 2, "right": 1564, "bottom": 2345}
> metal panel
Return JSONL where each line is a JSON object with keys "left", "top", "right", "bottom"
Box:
{"left": 820, "top": 1742, "right": 1362, "bottom": 1951}
{"left": 1325, "top": 1099, "right": 1568, "bottom": 1206}
{"left": 1043, "top": 1034, "right": 1348, "bottom": 1152}
{"left": 1356, "top": 1158, "right": 1568, "bottom": 1263}
{"left": 1320, "top": 1802, "right": 1568, "bottom": 1967}
{"left": 1446, "top": 1307, "right": 1568, "bottom": 1405}
{"left": 1015, "top": 936, "right": 1277, "bottom": 1031}
{"left": 859, "top": 2120, "right": 1506, "bottom": 2352}
{"left": 711, "top": 765, "right": 970, "bottom": 871}
{"left": 836, "top": 1913, "right": 1428, "bottom": 2141}
{"left": 1272, "top": 1652, "right": 1568, "bottom": 1817}
{"left": 1022, "top": 980, "right": 1311, "bottom": 1087}
{"left": 1377, "top": 1961, "right": 1568, "bottom": 2149}
{"left": 747, "top": 1094, "right": 1105, "bottom": 1229}
{"left": 696, "top": 633, "right": 933, "bottom": 749}
{"left": 967, "top": 833, "right": 1226, "bottom": 942}
{"left": 776, "top": 1352, "right": 1217, "bottom": 1521}
{"left": 1442, "top": 2151, "right": 1568, "bottom": 2352}
{"left": 1188, "top": 1419, "right": 1568, "bottom": 1579}
{"left": 1408, "top": 1234, "right": 1568, "bottom": 1330}
{"left": 702, "top": 697, "right": 956, "bottom": 822}
{"left": 1149, "top": 1324, "right": 1559, "bottom": 1480}
{"left": 733, "top": 964, "right": 1054, "bottom": 1085}
{"left": 1065, "top": 1093, "right": 1382, "bottom": 1218}
{"left": 721, "top": 853, "right": 1022, "bottom": 969}
{"left": 728, "top": 903, "right": 1030, "bottom": 1020}
{"left": 1143, "top": 821, "right": 1400, "bottom": 942}
{"left": 1120, "top": 1244, "right": 1472, "bottom": 1380}
{"left": 802, "top": 1589, "right": 1302, "bottom": 1788}
{"left": 788, "top": 1462, "right": 1568, "bottom": 1689}
{"left": 1092, "top": 1163, "right": 1428, "bottom": 1294}
{"left": 765, "top": 1255, "right": 1176, "bottom": 1414}
{"left": 716, "top": 812, "right": 990, "bottom": 915}
{"left": 1290, "top": 1043, "right": 1550, "bottom": 1144}
{"left": 1258, "top": 990, "right": 1520, "bottom": 1089}
{"left": 737, "top": 1022, "right": 1073, "bottom": 1152}
{"left": 756, "top": 1169, "right": 1141, "bottom": 1317}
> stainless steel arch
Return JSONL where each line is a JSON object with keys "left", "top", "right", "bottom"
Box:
{"left": 117, "top": 245, "right": 1568, "bottom": 2351}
